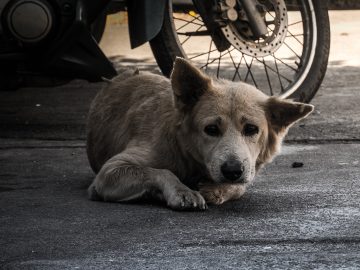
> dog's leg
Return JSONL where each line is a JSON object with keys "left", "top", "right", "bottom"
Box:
{"left": 88, "top": 148, "right": 207, "bottom": 210}
{"left": 199, "top": 183, "right": 246, "bottom": 205}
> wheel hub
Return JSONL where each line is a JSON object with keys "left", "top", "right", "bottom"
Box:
{"left": 221, "top": 0, "right": 288, "bottom": 57}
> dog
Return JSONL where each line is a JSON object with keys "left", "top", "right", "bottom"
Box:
{"left": 86, "top": 58, "right": 313, "bottom": 210}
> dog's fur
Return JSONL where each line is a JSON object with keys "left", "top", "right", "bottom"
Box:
{"left": 86, "top": 58, "right": 313, "bottom": 210}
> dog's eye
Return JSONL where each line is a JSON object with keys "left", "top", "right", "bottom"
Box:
{"left": 204, "top": 125, "right": 221, "bottom": 137}
{"left": 243, "top": 124, "right": 259, "bottom": 136}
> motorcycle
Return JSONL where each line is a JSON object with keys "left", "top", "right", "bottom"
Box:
{"left": 0, "top": 0, "right": 330, "bottom": 102}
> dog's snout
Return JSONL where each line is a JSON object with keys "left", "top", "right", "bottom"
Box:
{"left": 221, "top": 159, "right": 244, "bottom": 181}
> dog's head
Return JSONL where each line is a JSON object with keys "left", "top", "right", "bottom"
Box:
{"left": 171, "top": 58, "right": 314, "bottom": 184}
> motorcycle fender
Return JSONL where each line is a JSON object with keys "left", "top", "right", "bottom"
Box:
{"left": 127, "top": 0, "right": 167, "bottom": 48}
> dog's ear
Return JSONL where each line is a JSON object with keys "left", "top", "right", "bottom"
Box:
{"left": 170, "top": 57, "right": 211, "bottom": 107}
{"left": 256, "top": 97, "right": 314, "bottom": 170}
{"left": 265, "top": 97, "right": 314, "bottom": 133}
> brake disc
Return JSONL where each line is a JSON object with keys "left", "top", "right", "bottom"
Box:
{"left": 221, "top": 0, "right": 288, "bottom": 57}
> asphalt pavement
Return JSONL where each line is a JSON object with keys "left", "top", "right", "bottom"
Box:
{"left": 1, "top": 11, "right": 360, "bottom": 270}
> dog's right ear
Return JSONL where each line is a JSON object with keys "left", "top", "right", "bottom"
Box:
{"left": 170, "top": 57, "right": 211, "bottom": 108}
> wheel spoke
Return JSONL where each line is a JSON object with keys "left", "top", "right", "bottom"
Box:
{"left": 177, "top": 30, "right": 210, "bottom": 36}
{"left": 254, "top": 57, "right": 292, "bottom": 84}
{"left": 283, "top": 41, "right": 301, "bottom": 59}
{"left": 174, "top": 17, "right": 204, "bottom": 31}
{"left": 273, "top": 54, "right": 285, "bottom": 92}
{"left": 243, "top": 57, "right": 257, "bottom": 88}
{"left": 286, "top": 33, "right": 304, "bottom": 38}
{"left": 187, "top": 12, "right": 204, "bottom": 24}
{"left": 205, "top": 40, "right": 213, "bottom": 72}
{"left": 288, "top": 20, "right": 302, "bottom": 27}
{"left": 200, "top": 48, "right": 236, "bottom": 69}
{"left": 286, "top": 29, "right": 304, "bottom": 46}
{"left": 189, "top": 48, "right": 218, "bottom": 60}
{"left": 272, "top": 54, "right": 298, "bottom": 72}
{"left": 180, "top": 25, "right": 204, "bottom": 45}
{"left": 262, "top": 58, "right": 273, "bottom": 95}
{"left": 217, "top": 52, "right": 222, "bottom": 78}
{"left": 228, "top": 50, "right": 242, "bottom": 81}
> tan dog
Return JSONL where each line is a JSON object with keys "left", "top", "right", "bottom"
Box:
{"left": 86, "top": 58, "right": 313, "bottom": 210}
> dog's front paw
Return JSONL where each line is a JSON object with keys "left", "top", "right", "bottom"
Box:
{"left": 166, "top": 188, "right": 207, "bottom": 211}
{"left": 199, "top": 184, "right": 246, "bottom": 205}
{"left": 199, "top": 186, "right": 226, "bottom": 205}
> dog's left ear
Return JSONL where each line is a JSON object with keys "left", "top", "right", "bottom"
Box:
{"left": 170, "top": 57, "right": 211, "bottom": 107}
{"left": 256, "top": 97, "right": 314, "bottom": 170}
{"left": 265, "top": 97, "right": 314, "bottom": 133}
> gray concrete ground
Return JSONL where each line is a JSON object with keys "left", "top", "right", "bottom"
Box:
{"left": 1, "top": 11, "right": 360, "bottom": 270}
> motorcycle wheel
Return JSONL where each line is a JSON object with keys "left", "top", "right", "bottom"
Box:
{"left": 150, "top": 0, "right": 330, "bottom": 102}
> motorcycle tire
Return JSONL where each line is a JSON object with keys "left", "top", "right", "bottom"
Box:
{"left": 150, "top": 0, "right": 330, "bottom": 103}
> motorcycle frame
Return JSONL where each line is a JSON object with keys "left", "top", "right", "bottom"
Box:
{"left": 0, "top": 0, "right": 167, "bottom": 83}
{"left": 45, "top": 0, "right": 166, "bottom": 81}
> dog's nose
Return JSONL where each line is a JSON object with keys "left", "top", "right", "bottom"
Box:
{"left": 221, "top": 159, "right": 244, "bottom": 181}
